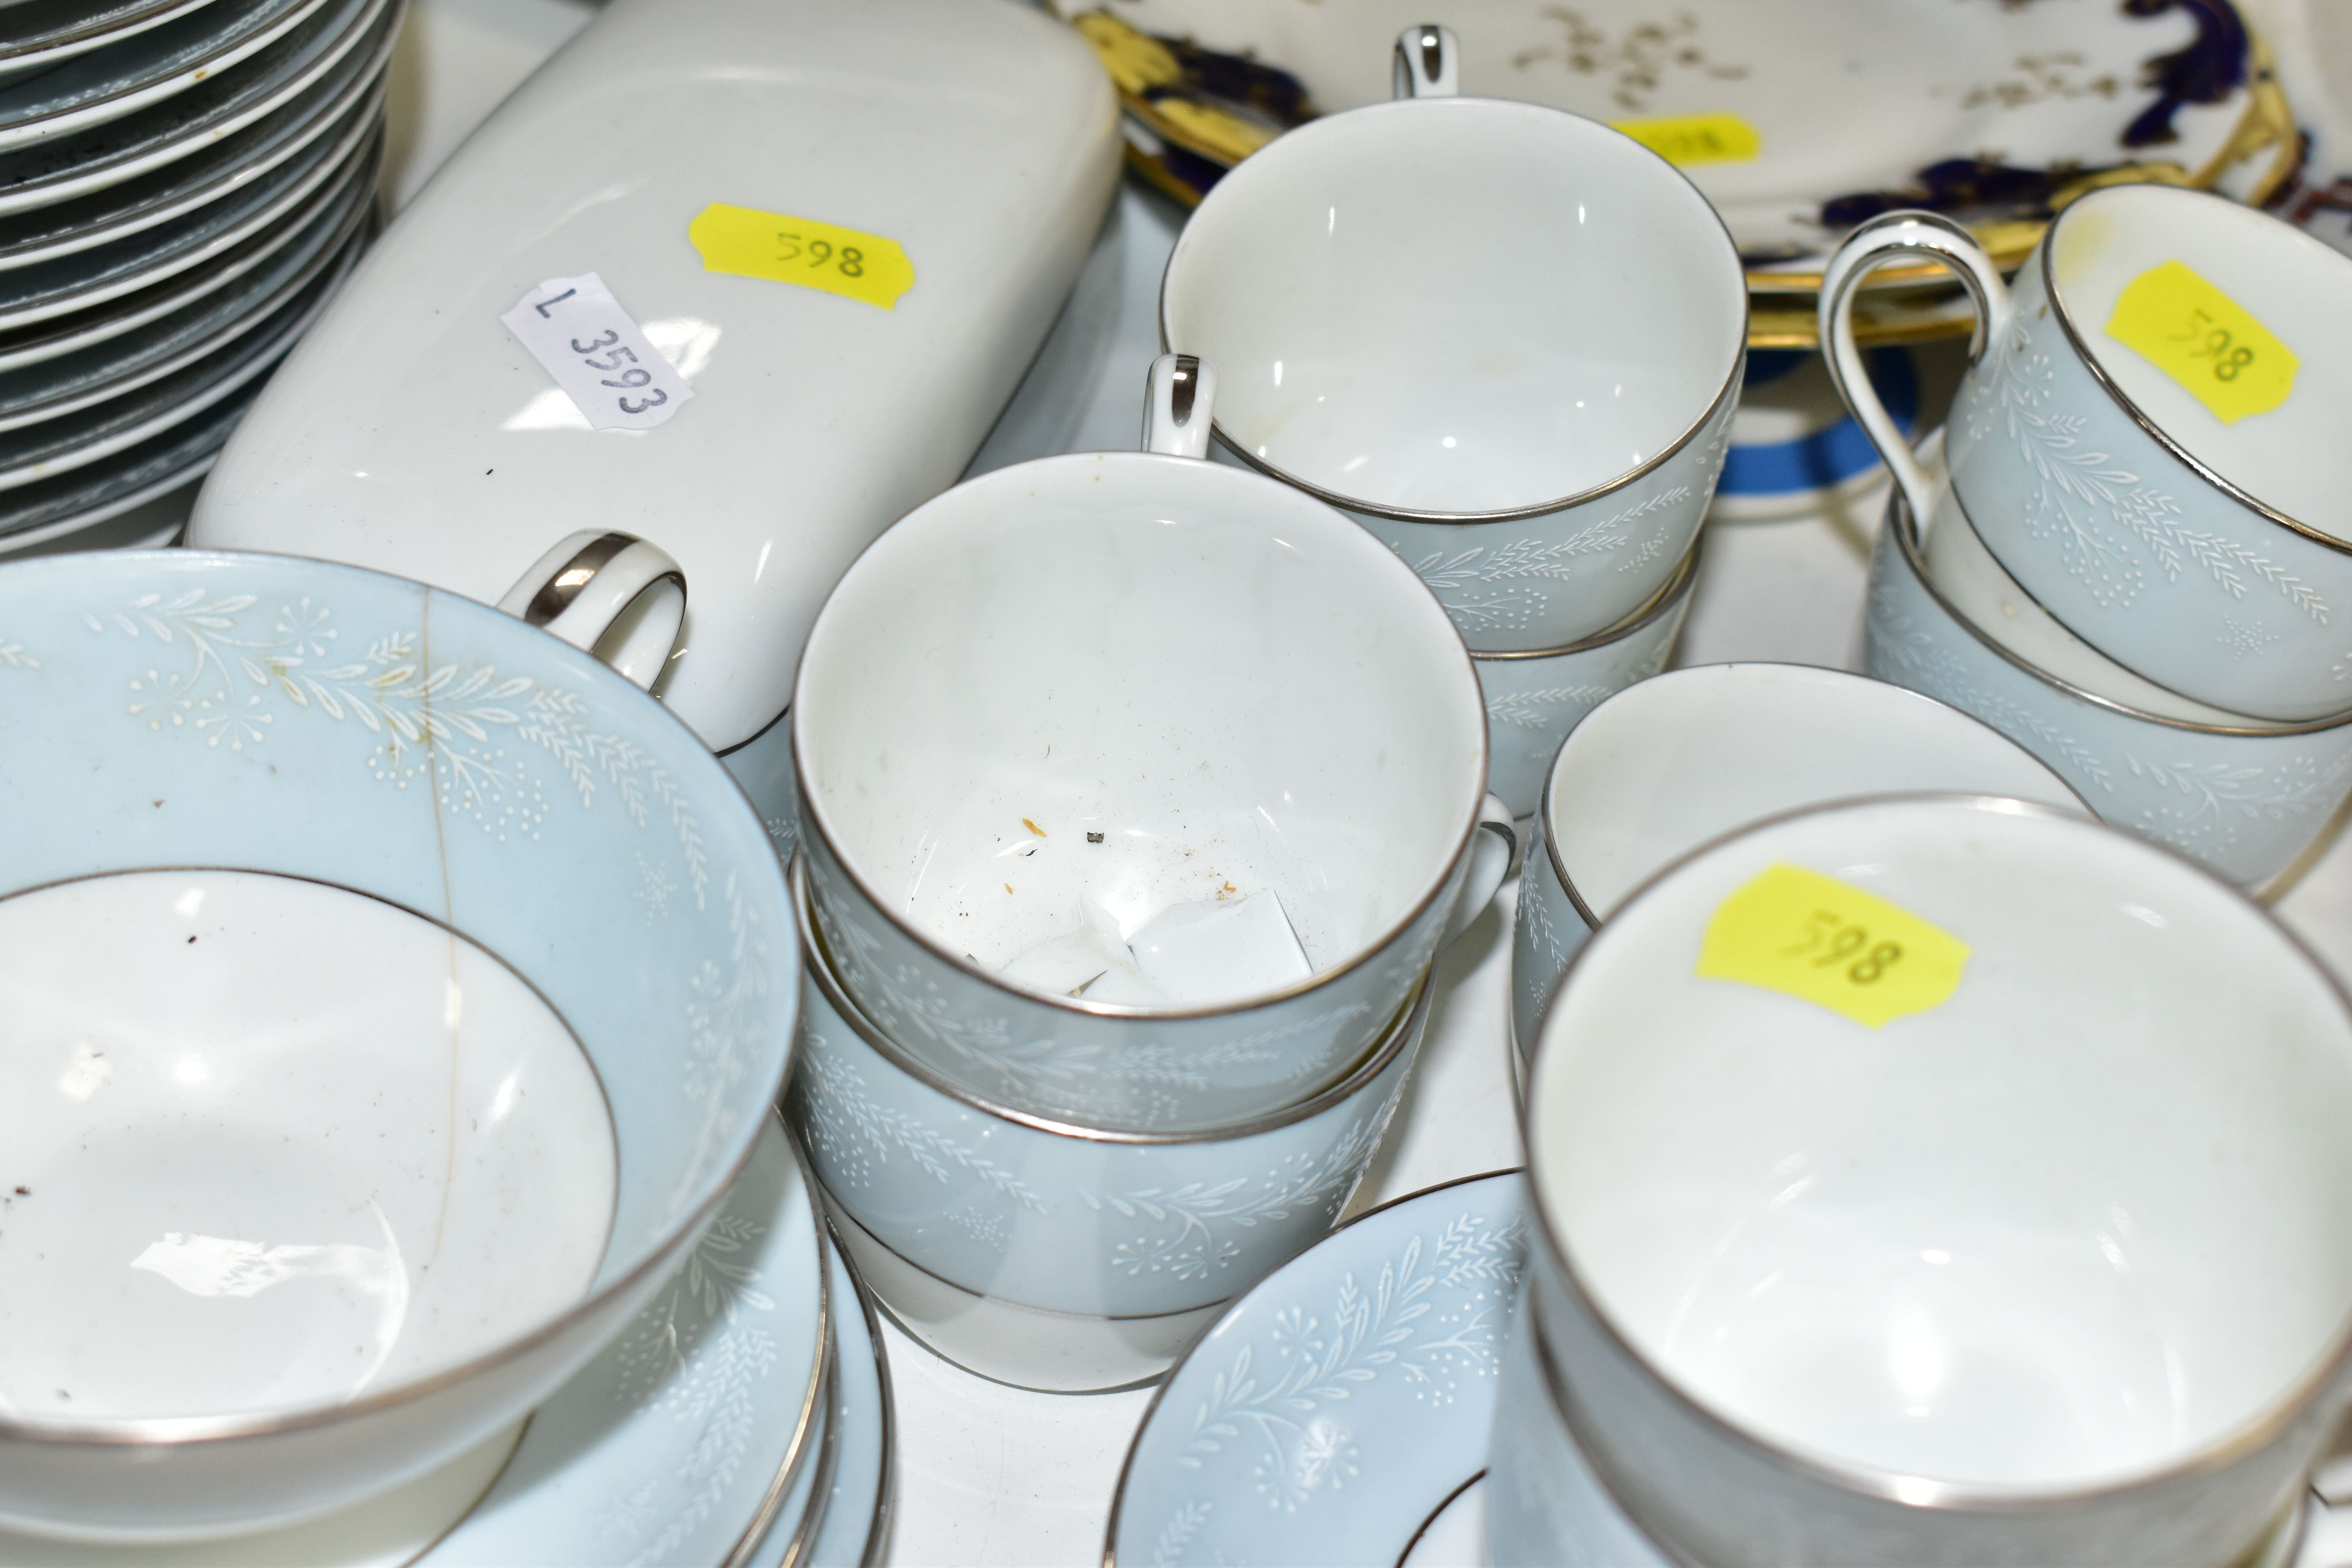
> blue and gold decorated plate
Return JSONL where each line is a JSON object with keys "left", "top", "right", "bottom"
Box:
{"left": 1057, "top": 0, "right": 2297, "bottom": 339}
{"left": 2252, "top": 0, "right": 2352, "bottom": 259}
{"left": 1106, "top": 1171, "right": 1527, "bottom": 1568}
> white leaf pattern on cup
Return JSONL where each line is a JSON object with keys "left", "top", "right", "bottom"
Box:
{"left": 1485, "top": 683, "right": 1621, "bottom": 731}
{"left": 1515, "top": 862, "right": 1573, "bottom": 997}
{"left": 1083, "top": 1114, "right": 1384, "bottom": 1283}
{"left": 1868, "top": 556, "right": 2352, "bottom": 864}
{"left": 1967, "top": 321, "right": 2327, "bottom": 623}
{"left": 681, "top": 873, "right": 768, "bottom": 1154}
{"left": 804, "top": 855, "right": 1408, "bottom": 1129}
{"left": 1398, "top": 486, "right": 1695, "bottom": 634}
{"left": 791, "top": 1029, "right": 1049, "bottom": 1222}
{"left": 1868, "top": 564, "right": 2117, "bottom": 788}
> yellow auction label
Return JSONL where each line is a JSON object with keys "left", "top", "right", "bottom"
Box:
{"left": 687, "top": 203, "right": 915, "bottom": 310}
{"left": 1694, "top": 864, "right": 1969, "bottom": 1029}
{"left": 1609, "top": 113, "right": 1760, "bottom": 166}
{"left": 2103, "top": 259, "right": 2296, "bottom": 425}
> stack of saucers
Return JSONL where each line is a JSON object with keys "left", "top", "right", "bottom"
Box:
{"left": 1153, "top": 25, "right": 1746, "bottom": 819}
{"left": 782, "top": 352, "right": 1511, "bottom": 1393}
{"left": 0, "top": 0, "right": 397, "bottom": 561}
{"left": 1827, "top": 185, "right": 2352, "bottom": 896}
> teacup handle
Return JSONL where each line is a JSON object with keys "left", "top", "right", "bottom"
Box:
{"left": 1817, "top": 210, "right": 2014, "bottom": 526}
{"left": 1443, "top": 793, "right": 1516, "bottom": 946}
{"left": 1392, "top": 24, "right": 1459, "bottom": 99}
{"left": 1142, "top": 351, "right": 1218, "bottom": 458}
{"left": 495, "top": 529, "right": 686, "bottom": 691}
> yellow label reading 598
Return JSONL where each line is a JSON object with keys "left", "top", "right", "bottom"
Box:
{"left": 1609, "top": 113, "right": 1760, "bottom": 166}
{"left": 2103, "top": 258, "right": 2297, "bottom": 425}
{"left": 687, "top": 203, "right": 916, "bottom": 311}
{"left": 1695, "top": 863, "right": 1970, "bottom": 1029}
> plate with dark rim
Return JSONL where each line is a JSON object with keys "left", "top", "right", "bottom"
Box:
{"left": 0, "top": 0, "right": 327, "bottom": 152}
{"left": 0, "top": 472, "right": 201, "bottom": 559}
{"left": 0, "top": 0, "right": 226, "bottom": 88}
{"left": 0, "top": 370, "right": 253, "bottom": 541}
{"left": 0, "top": 194, "right": 358, "bottom": 494}
{"left": 0, "top": 0, "right": 383, "bottom": 272}
{"left": 0, "top": 86, "right": 375, "bottom": 331}
{"left": 0, "top": 118, "right": 369, "bottom": 375}
{"left": 0, "top": 0, "right": 386, "bottom": 216}
{"left": 0, "top": 177, "right": 364, "bottom": 434}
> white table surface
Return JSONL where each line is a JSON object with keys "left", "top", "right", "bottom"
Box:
{"left": 374, "top": 16, "right": 2352, "bottom": 1560}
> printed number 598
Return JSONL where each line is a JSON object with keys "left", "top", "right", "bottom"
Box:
{"left": 775, "top": 232, "right": 866, "bottom": 279}
{"left": 2168, "top": 308, "right": 2256, "bottom": 382}
{"left": 1782, "top": 909, "right": 1904, "bottom": 985}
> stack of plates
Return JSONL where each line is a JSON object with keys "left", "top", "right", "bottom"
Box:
{"left": 0, "top": 0, "right": 397, "bottom": 559}
{"left": 1061, "top": 0, "right": 2299, "bottom": 349}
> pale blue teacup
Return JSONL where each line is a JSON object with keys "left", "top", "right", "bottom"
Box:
{"left": 1163, "top": 27, "right": 1746, "bottom": 654}
{"left": 1474, "top": 534, "right": 1698, "bottom": 822}
{"left": 791, "top": 356, "right": 1508, "bottom": 1136}
{"left": 1866, "top": 485, "right": 2352, "bottom": 893}
{"left": 1822, "top": 186, "right": 2352, "bottom": 722}
{"left": 785, "top": 853, "right": 1430, "bottom": 1394}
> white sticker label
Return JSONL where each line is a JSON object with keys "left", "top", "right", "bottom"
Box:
{"left": 500, "top": 273, "right": 693, "bottom": 431}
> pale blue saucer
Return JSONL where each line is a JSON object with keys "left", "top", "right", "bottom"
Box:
{"left": 744, "top": 1230, "right": 893, "bottom": 1568}
{"left": 1106, "top": 1171, "right": 1528, "bottom": 1568}
{"left": 423, "top": 1115, "right": 827, "bottom": 1567}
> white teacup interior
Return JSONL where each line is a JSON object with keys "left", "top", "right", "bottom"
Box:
{"left": 1163, "top": 100, "right": 1743, "bottom": 514}
{"left": 0, "top": 871, "right": 616, "bottom": 1421}
{"left": 2053, "top": 183, "right": 2352, "bottom": 539}
{"left": 797, "top": 454, "right": 1483, "bottom": 1005}
{"left": 1533, "top": 798, "right": 2352, "bottom": 1489}
{"left": 1545, "top": 664, "right": 2082, "bottom": 919}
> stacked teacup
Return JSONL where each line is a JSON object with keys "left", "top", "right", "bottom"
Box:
{"left": 1156, "top": 25, "right": 1748, "bottom": 820}
{"left": 1821, "top": 185, "right": 2352, "bottom": 894}
{"left": 782, "top": 354, "right": 1512, "bottom": 1391}
{"left": 1494, "top": 793, "right": 2352, "bottom": 1565}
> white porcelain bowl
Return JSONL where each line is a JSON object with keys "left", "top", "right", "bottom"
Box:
{"left": 0, "top": 550, "right": 798, "bottom": 1541}
{"left": 793, "top": 437, "right": 1500, "bottom": 1132}
{"left": 1526, "top": 795, "right": 2352, "bottom": 1564}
